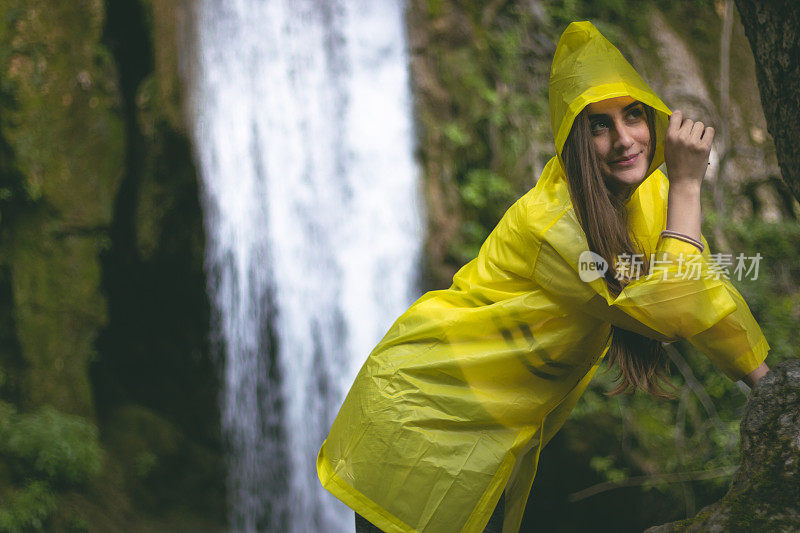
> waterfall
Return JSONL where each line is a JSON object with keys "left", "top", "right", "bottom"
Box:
{"left": 183, "top": 0, "right": 423, "bottom": 530}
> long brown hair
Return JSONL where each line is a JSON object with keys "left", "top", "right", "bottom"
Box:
{"left": 561, "top": 103, "right": 676, "bottom": 398}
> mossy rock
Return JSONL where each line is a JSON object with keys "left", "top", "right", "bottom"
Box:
{"left": 101, "top": 403, "right": 225, "bottom": 521}
{"left": 646, "top": 360, "right": 800, "bottom": 532}
{"left": 0, "top": 0, "right": 124, "bottom": 418}
{"left": 102, "top": 404, "right": 184, "bottom": 477}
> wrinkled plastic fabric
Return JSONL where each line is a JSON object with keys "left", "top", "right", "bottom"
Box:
{"left": 317, "top": 21, "right": 770, "bottom": 533}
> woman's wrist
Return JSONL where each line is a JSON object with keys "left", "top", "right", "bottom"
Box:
{"left": 665, "top": 180, "right": 702, "bottom": 240}
{"left": 660, "top": 230, "right": 704, "bottom": 252}
{"left": 667, "top": 179, "right": 702, "bottom": 196}
{"left": 743, "top": 362, "right": 770, "bottom": 388}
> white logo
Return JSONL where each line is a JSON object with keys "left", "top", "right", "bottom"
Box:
{"left": 578, "top": 251, "right": 608, "bottom": 282}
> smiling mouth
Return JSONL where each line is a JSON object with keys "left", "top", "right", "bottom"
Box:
{"left": 611, "top": 152, "right": 641, "bottom": 164}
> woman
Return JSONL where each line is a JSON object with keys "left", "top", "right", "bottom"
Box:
{"left": 318, "top": 21, "right": 770, "bottom": 533}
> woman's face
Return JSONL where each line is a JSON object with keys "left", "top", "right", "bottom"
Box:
{"left": 585, "top": 96, "right": 652, "bottom": 199}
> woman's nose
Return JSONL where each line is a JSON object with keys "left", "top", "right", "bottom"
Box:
{"left": 613, "top": 124, "right": 635, "bottom": 150}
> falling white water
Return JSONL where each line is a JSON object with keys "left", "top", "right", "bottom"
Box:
{"left": 183, "top": 0, "right": 423, "bottom": 531}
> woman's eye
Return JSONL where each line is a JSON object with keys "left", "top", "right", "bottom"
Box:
{"left": 627, "top": 107, "right": 644, "bottom": 120}
{"left": 590, "top": 120, "right": 607, "bottom": 132}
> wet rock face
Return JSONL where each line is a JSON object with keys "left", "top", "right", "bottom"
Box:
{"left": 646, "top": 359, "right": 800, "bottom": 532}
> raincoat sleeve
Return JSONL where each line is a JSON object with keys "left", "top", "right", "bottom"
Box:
{"left": 681, "top": 257, "right": 770, "bottom": 381}
{"left": 532, "top": 222, "right": 769, "bottom": 381}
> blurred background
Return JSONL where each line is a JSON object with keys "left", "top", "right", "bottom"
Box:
{"left": 0, "top": 0, "right": 797, "bottom": 531}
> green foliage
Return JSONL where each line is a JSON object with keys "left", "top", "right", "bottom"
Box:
{"left": 0, "top": 480, "right": 57, "bottom": 532}
{"left": 459, "top": 169, "right": 514, "bottom": 210}
{"left": 65, "top": 515, "right": 89, "bottom": 533}
{"left": 449, "top": 220, "right": 486, "bottom": 261}
{"left": 542, "top": 0, "right": 654, "bottom": 44}
{"left": 443, "top": 121, "right": 472, "bottom": 147}
{"left": 421, "top": 1, "right": 553, "bottom": 268}
{"left": 714, "top": 219, "right": 800, "bottom": 363}
{"left": 572, "top": 358, "right": 743, "bottom": 518}
{"left": 135, "top": 451, "right": 158, "bottom": 479}
{"left": 589, "top": 455, "right": 627, "bottom": 482}
{"left": 0, "top": 404, "right": 101, "bottom": 531}
{"left": 0, "top": 403, "right": 104, "bottom": 487}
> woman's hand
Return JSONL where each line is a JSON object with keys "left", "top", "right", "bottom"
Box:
{"left": 662, "top": 110, "right": 715, "bottom": 242}
{"left": 664, "top": 110, "right": 715, "bottom": 190}
{"left": 743, "top": 362, "right": 770, "bottom": 388}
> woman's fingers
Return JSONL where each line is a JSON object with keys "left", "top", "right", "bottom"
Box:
{"left": 669, "top": 110, "right": 713, "bottom": 148}
{"left": 668, "top": 109, "right": 683, "bottom": 126}
{"left": 667, "top": 109, "right": 684, "bottom": 137}
{"left": 690, "top": 121, "right": 705, "bottom": 141}
{"left": 664, "top": 109, "right": 715, "bottom": 185}
{"left": 679, "top": 116, "right": 695, "bottom": 139}
{"left": 668, "top": 110, "right": 701, "bottom": 142}
{"left": 702, "top": 126, "right": 715, "bottom": 147}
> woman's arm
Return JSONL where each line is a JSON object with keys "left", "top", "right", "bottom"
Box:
{"left": 663, "top": 109, "right": 712, "bottom": 241}
{"left": 662, "top": 110, "right": 770, "bottom": 383}
{"left": 527, "top": 199, "right": 770, "bottom": 381}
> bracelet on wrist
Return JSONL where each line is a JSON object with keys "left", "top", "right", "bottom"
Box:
{"left": 660, "top": 230, "right": 704, "bottom": 253}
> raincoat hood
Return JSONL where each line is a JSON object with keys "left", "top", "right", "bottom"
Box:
{"left": 549, "top": 21, "right": 672, "bottom": 178}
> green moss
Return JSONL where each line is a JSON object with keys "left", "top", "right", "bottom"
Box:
{"left": 103, "top": 404, "right": 183, "bottom": 468}
{"left": 0, "top": 2, "right": 124, "bottom": 224}
{"left": 0, "top": 480, "right": 57, "bottom": 533}
{"left": 0, "top": 0, "right": 125, "bottom": 417}
{"left": 8, "top": 209, "right": 107, "bottom": 415}
{"left": 1, "top": 0, "right": 223, "bottom": 529}
{"left": 100, "top": 404, "right": 224, "bottom": 519}
{"left": 724, "top": 417, "right": 800, "bottom": 528}
{"left": 137, "top": 1, "right": 186, "bottom": 133}
{"left": 0, "top": 403, "right": 104, "bottom": 486}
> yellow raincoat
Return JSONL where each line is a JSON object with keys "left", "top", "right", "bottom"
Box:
{"left": 317, "top": 21, "right": 770, "bottom": 533}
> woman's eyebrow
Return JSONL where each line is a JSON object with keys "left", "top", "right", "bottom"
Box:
{"left": 588, "top": 100, "right": 643, "bottom": 120}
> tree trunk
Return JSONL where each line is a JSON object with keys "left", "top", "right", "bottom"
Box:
{"left": 733, "top": 0, "right": 800, "bottom": 204}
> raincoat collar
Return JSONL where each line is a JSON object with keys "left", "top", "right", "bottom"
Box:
{"left": 549, "top": 21, "right": 672, "bottom": 181}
